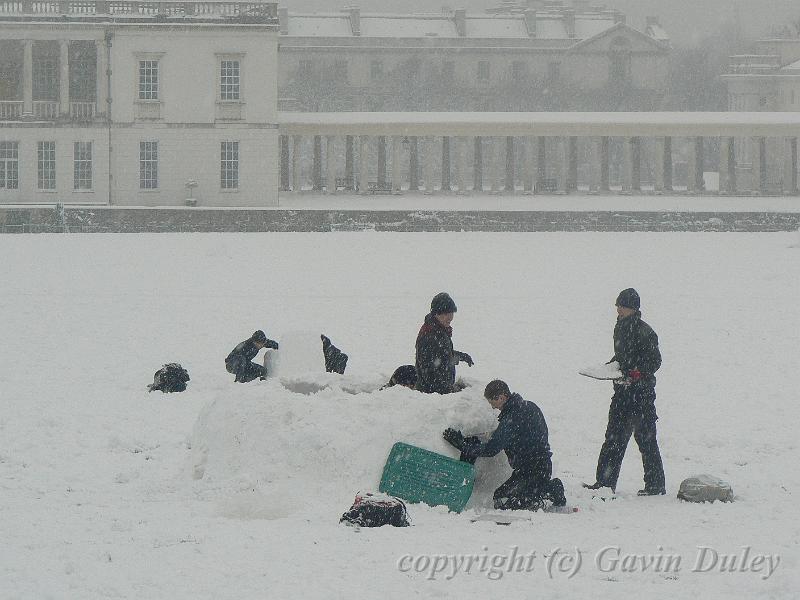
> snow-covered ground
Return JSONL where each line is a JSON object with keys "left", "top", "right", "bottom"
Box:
{"left": 1, "top": 232, "right": 798, "bottom": 599}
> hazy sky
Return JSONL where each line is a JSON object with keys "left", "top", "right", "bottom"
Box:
{"left": 280, "top": 0, "right": 799, "bottom": 46}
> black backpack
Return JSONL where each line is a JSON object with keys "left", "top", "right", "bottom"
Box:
{"left": 340, "top": 492, "right": 410, "bottom": 528}
{"left": 148, "top": 363, "right": 190, "bottom": 393}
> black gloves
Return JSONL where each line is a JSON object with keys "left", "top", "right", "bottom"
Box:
{"left": 454, "top": 351, "right": 474, "bottom": 367}
{"left": 264, "top": 339, "right": 279, "bottom": 350}
{"left": 460, "top": 436, "right": 481, "bottom": 465}
{"left": 443, "top": 428, "right": 465, "bottom": 450}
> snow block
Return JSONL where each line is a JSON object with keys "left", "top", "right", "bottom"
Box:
{"left": 379, "top": 442, "right": 475, "bottom": 513}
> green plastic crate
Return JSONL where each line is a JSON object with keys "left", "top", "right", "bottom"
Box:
{"left": 379, "top": 442, "right": 475, "bottom": 513}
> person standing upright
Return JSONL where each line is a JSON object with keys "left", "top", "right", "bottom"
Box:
{"left": 415, "top": 292, "right": 473, "bottom": 394}
{"left": 585, "top": 288, "right": 666, "bottom": 496}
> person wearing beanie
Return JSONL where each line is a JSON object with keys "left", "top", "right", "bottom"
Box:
{"left": 415, "top": 292, "right": 474, "bottom": 394}
{"left": 225, "top": 329, "right": 279, "bottom": 383}
{"left": 585, "top": 288, "right": 666, "bottom": 496}
{"left": 443, "top": 380, "right": 566, "bottom": 510}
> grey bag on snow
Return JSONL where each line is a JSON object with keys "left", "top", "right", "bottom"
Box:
{"left": 677, "top": 474, "right": 734, "bottom": 503}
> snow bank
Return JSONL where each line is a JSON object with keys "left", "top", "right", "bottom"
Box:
{"left": 189, "top": 376, "right": 509, "bottom": 517}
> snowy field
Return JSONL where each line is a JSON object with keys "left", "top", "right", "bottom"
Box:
{"left": 1, "top": 231, "right": 799, "bottom": 599}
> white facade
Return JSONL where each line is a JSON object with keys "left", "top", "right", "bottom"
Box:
{"left": 0, "top": 2, "right": 279, "bottom": 207}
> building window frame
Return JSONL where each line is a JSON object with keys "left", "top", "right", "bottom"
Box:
{"left": 37, "top": 141, "right": 56, "bottom": 191}
{"left": 370, "top": 60, "right": 384, "bottom": 81}
{"left": 220, "top": 141, "right": 239, "bottom": 190}
{"left": 139, "top": 141, "right": 158, "bottom": 190}
{"left": 73, "top": 141, "right": 93, "bottom": 191}
{"left": 217, "top": 53, "right": 244, "bottom": 103}
{"left": 477, "top": 60, "right": 490, "bottom": 83}
{"left": 135, "top": 53, "right": 165, "bottom": 102}
{"left": 0, "top": 141, "right": 20, "bottom": 190}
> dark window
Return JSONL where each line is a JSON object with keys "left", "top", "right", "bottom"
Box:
{"left": 478, "top": 60, "right": 490, "bottom": 82}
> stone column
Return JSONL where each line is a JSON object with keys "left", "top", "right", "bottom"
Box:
{"left": 377, "top": 136, "right": 387, "bottom": 188}
{"left": 291, "top": 135, "right": 301, "bottom": 192}
{"left": 457, "top": 137, "right": 470, "bottom": 194}
{"left": 587, "top": 137, "right": 601, "bottom": 193}
{"left": 487, "top": 138, "right": 500, "bottom": 193}
{"left": 524, "top": 137, "right": 538, "bottom": 194}
{"left": 409, "top": 137, "right": 419, "bottom": 191}
{"left": 441, "top": 136, "right": 451, "bottom": 192}
{"left": 424, "top": 136, "right": 435, "bottom": 194}
{"left": 358, "top": 135, "right": 369, "bottom": 195}
{"left": 326, "top": 136, "right": 337, "bottom": 194}
{"left": 783, "top": 137, "right": 797, "bottom": 195}
{"left": 538, "top": 137, "right": 547, "bottom": 192}
{"left": 280, "top": 135, "right": 290, "bottom": 192}
{"left": 653, "top": 137, "right": 665, "bottom": 193}
{"left": 750, "top": 137, "right": 764, "bottom": 194}
{"left": 686, "top": 137, "right": 698, "bottom": 193}
{"left": 631, "top": 137, "right": 641, "bottom": 192}
{"left": 473, "top": 137, "right": 483, "bottom": 192}
{"left": 95, "top": 38, "right": 107, "bottom": 118}
{"left": 719, "top": 136, "right": 735, "bottom": 194}
{"left": 391, "top": 136, "right": 402, "bottom": 193}
{"left": 59, "top": 39, "right": 71, "bottom": 117}
{"left": 558, "top": 137, "right": 570, "bottom": 193}
{"left": 621, "top": 137, "right": 633, "bottom": 193}
{"left": 505, "top": 136, "right": 515, "bottom": 193}
{"left": 600, "top": 136, "right": 610, "bottom": 192}
{"left": 23, "top": 40, "right": 33, "bottom": 116}
{"left": 663, "top": 137, "right": 673, "bottom": 191}
{"left": 345, "top": 135, "right": 354, "bottom": 190}
{"left": 568, "top": 136, "right": 578, "bottom": 192}
{"left": 312, "top": 136, "right": 323, "bottom": 191}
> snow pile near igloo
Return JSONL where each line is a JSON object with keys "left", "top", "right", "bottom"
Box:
{"left": 188, "top": 376, "right": 509, "bottom": 519}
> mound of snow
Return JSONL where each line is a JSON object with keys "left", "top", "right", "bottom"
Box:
{"left": 188, "top": 376, "right": 509, "bottom": 518}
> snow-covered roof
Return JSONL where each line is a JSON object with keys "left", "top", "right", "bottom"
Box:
{"left": 280, "top": 10, "right": 664, "bottom": 42}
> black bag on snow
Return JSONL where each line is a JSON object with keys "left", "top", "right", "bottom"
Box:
{"left": 148, "top": 363, "right": 190, "bottom": 393}
{"left": 340, "top": 492, "right": 410, "bottom": 527}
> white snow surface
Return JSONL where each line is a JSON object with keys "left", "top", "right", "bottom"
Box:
{"left": 1, "top": 232, "right": 799, "bottom": 599}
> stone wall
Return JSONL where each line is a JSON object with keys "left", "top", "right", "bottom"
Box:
{"left": 1, "top": 206, "right": 799, "bottom": 234}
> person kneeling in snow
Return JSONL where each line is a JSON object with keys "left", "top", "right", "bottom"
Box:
{"left": 225, "top": 330, "right": 279, "bottom": 383}
{"left": 443, "top": 379, "right": 566, "bottom": 510}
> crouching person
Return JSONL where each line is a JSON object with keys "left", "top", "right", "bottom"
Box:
{"left": 443, "top": 379, "right": 566, "bottom": 510}
{"left": 225, "top": 330, "right": 279, "bottom": 383}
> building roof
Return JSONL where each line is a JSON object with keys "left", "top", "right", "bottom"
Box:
{"left": 280, "top": 8, "right": 668, "bottom": 43}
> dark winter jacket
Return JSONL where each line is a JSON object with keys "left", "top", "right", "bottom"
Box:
{"left": 611, "top": 311, "right": 661, "bottom": 388}
{"left": 415, "top": 313, "right": 456, "bottom": 394}
{"left": 226, "top": 339, "right": 261, "bottom": 370}
{"left": 471, "top": 394, "right": 552, "bottom": 471}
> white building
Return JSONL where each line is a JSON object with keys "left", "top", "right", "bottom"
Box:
{"left": 0, "top": 1, "right": 279, "bottom": 207}
{"left": 278, "top": 1, "right": 671, "bottom": 113}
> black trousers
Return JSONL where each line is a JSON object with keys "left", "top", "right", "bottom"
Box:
{"left": 493, "top": 455, "right": 564, "bottom": 510}
{"left": 226, "top": 359, "right": 265, "bottom": 383}
{"left": 594, "top": 385, "right": 665, "bottom": 491}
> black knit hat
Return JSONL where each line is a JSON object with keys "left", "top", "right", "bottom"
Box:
{"left": 251, "top": 330, "right": 267, "bottom": 344}
{"left": 430, "top": 292, "right": 457, "bottom": 315}
{"left": 615, "top": 288, "right": 640, "bottom": 310}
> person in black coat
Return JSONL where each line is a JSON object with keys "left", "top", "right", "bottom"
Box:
{"left": 444, "top": 380, "right": 566, "bottom": 510}
{"left": 585, "top": 288, "right": 666, "bottom": 496}
{"left": 415, "top": 292, "right": 473, "bottom": 394}
{"left": 225, "top": 330, "right": 279, "bottom": 383}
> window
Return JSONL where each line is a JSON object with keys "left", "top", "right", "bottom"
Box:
{"left": 442, "top": 60, "right": 455, "bottom": 82}
{"left": 73, "top": 141, "right": 92, "bottom": 190}
{"left": 370, "top": 60, "right": 383, "bottom": 81}
{"left": 608, "top": 37, "right": 631, "bottom": 86}
{"left": 511, "top": 60, "right": 527, "bottom": 80}
{"left": 477, "top": 60, "right": 490, "bottom": 82}
{"left": 138, "top": 60, "right": 159, "bottom": 100}
{"left": 38, "top": 141, "right": 56, "bottom": 190}
{"left": 220, "top": 141, "right": 239, "bottom": 189}
{"left": 333, "top": 60, "right": 348, "bottom": 83}
{"left": 139, "top": 141, "right": 158, "bottom": 189}
{"left": 220, "top": 60, "right": 240, "bottom": 101}
{"left": 299, "top": 60, "right": 313, "bottom": 79}
{"left": 33, "top": 55, "right": 58, "bottom": 101}
{"left": 759, "top": 96, "right": 768, "bottom": 108}
{"left": 0, "top": 141, "right": 19, "bottom": 190}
